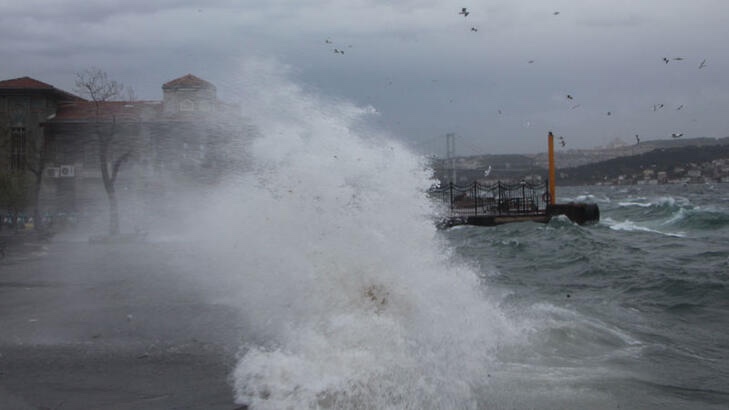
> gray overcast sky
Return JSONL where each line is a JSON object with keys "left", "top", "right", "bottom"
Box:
{"left": 2, "top": 0, "right": 728, "bottom": 155}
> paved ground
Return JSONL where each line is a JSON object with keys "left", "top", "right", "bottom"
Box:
{"left": 0, "top": 234, "right": 248, "bottom": 409}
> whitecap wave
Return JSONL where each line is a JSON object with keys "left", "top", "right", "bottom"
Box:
{"left": 190, "top": 59, "right": 524, "bottom": 409}
{"left": 601, "top": 217, "right": 685, "bottom": 237}
{"left": 618, "top": 196, "right": 684, "bottom": 208}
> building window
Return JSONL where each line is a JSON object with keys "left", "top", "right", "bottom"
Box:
{"left": 10, "top": 127, "right": 26, "bottom": 170}
{"left": 179, "top": 99, "right": 194, "bottom": 112}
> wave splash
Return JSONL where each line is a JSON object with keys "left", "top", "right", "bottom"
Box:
{"left": 195, "top": 59, "right": 518, "bottom": 409}
{"left": 606, "top": 193, "right": 729, "bottom": 233}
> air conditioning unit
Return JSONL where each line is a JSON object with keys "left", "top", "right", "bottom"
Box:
{"left": 45, "top": 167, "right": 60, "bottom": 178}
{"left": 60, "top": 165, "right": 75, "bottom": 177}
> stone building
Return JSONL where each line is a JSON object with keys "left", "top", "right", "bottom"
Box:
{"left": 1, "top": 74, "right": 246, "bottom": 226}
{"left": 0, "top": 76, "right": 84, "bottom": 171}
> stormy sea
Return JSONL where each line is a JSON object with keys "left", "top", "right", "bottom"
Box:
{"left": 208, "top": 64, "right": 729, "bottom": 409}
{"left": 440, "top": 183, "right": 729, "bottom": 410}
{"left": 3, "top": 62, "right": 728, "bottom": 410}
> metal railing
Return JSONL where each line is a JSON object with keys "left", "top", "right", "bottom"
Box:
{"left": 429, "top": 180, "right": 550, "bottom": 217}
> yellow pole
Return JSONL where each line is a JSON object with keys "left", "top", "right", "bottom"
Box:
{"left": 548, "top": 131, "right": 556, "bottom": 205}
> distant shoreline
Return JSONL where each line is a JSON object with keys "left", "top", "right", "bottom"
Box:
{"left": 431, "top": 137, "right": 729, "bottom": 187}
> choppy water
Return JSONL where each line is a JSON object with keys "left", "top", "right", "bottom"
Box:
{"left": 180, "top": 62, "right": 729, "bottom": 409}
{"left": 442, "top": 183, "right": 729, "bottom": 410}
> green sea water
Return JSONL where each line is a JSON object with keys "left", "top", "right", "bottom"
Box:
{"left": 442, "top": 183, "right": 729, "bottom": 409}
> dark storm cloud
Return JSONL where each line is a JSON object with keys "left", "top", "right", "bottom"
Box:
{"left": 1, "top": 0, "right": 729, "bottom": 154}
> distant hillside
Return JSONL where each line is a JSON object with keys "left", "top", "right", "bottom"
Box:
{"left": 534, "top": 136, "right": 729, "bottom": 168}
{"left": 430, "top": 137, "right": 729, "bottom": 185}
{"left": 557, "top": 144, "right": 729, "bottom": 185}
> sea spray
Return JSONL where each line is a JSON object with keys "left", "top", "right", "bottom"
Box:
{"left": 194, "top": 60, "right": 519, "bottom": 409}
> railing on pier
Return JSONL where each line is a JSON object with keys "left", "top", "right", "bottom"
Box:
{"left": 429, "top": 180, "right": 550, "bottom": 217}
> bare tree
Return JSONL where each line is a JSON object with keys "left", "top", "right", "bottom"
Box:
{"left": 22, "top": 130, "right": 52, "bottom": 232}
{"left": 74, "top": 68, "right": 133, "bottom": 236}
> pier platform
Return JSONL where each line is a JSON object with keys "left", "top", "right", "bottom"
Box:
{"left": 430, "top": 181, "right": 599, "bottom": 229}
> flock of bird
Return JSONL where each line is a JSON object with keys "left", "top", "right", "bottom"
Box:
{"left": 457, "top": 7, "right": 561, "bottom": 35}
{"left": 557, "top": 54, "right": 704, "bottom": 148}
{"left": 323, "top": 7, "right": 710, "bottom": 150}
{"left": 457, "top": 7, "right": 706, "bottom": 149}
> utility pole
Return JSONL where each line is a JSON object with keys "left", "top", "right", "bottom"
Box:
{"left": 446, "top": 133, "right": 456, "bottom": 185}
{"left": 548, "top": 131, "right": 556, "bottom": 205}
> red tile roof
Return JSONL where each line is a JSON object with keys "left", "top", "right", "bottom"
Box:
{"left": 162, "top": 74, "right": 215, "bottom": 90}
{"left": 0, "top": 76, "right": 55, "bottom": 89}
{"left": 0, "top": 76, "right": 85, "bottom": 101}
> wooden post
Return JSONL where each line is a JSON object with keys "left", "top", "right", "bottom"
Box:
{"left": 473, "top": 181, "right": 478, "bottom": 216}
{"left": 548, "top": 131, "right": 556, "bottom": 205}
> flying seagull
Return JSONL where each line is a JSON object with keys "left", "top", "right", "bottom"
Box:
{"left": 471, "top": 27, "right": 478, "bottom": 32}
{"left": 699, "top": 59, "right": 707, "bottom": 69}
{"left": 528, "top": 60, "right": 535, "bottom": 64}
{"left": 671, "top": 132, "right": 683, "bottom": 138}
{"left": 673, "top": 57, "right": 684, "bottom": 61}
{"left": 566, "top": 94, "right": 573, "bottom": 100}
{"left": 553, "top": 11, "right": 560, "bottom": 15}
{"left": 663, "top": 57, "right": 669, "bottom": 64}
{"left": 676, "top": 104, "right": 684, "bottom": 110}
{"left": 635, "top": 134, "right": 640, "bottom": 144}
{"left": 607, "top": 111, "right": 612, "bottom": 116}
{"left": 333, "top": 48, "right": 344, "bottom": 54}
{"left": 459, "top": 7, "right": 470, "bottom": 17}
{"left": 571, "top": 104, "right": 581, "bottom": 109}
{"left": 484, "top": 165, "right": 492, "bottom": 177}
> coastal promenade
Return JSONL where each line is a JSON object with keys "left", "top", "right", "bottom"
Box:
{"left": 0, "top": 236, "right": 245, "bottom": 409}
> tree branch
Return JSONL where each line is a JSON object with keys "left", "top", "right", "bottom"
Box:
{"left": 75, "top": 68, "right": 124, "bottom": 104}
{"left": 110, "top": 150, "right": 132, "bottom": 186}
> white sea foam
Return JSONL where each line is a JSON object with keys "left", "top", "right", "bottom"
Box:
{"left": 662, "top": 207, "right": 689, "bottom": 226}
{"left": 572, "top": 194, "right": 596, "bottom": 202}
{"left": 617, "top": 201, "right": 652, "bottom": 208}
{"left": 653, "top": 196, "right": 679, "bottom": 207}
{"left": 618, "top": 196, "right": 683, "bottom": 208}
{"left": 192, "top": 59, "right": 521, "bottom": 409}
{"left": 602, "top": 217, "right": 685, "bottom": 237}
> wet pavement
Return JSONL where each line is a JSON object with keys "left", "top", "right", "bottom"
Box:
{"left": 0, "top": 235, "right": 246, "bottom": 409}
